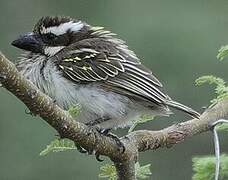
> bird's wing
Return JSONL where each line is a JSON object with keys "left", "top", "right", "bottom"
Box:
{"left": 55, "top": 38, "right": 169, "bottom": 105}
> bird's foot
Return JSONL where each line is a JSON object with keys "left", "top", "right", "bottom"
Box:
{"left": 93, "top": 127, "right": 125, "bottom": 162}
{"left": 97, "top": 128, "right": 125, "bottom": 153}
{"left": 83, "top": 126, "right": 125, "bottom": 162}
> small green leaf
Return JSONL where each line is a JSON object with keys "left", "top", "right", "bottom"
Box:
{"left": 128, "top": 114, "right": 155, "bottom": 133}
{"left": 216, "top": 123, "right": 228, "bottom": 131}
{"left": 210, "top": 93, "right": 228, "bottom": 107}
{"left": 99, "top": 162, "right": 152, "bottom": 179}
{"left": 195, "top": 75, "right": 228, "bottom": 107}
{"left": 68, "top": 104, "right": 81, "bottom": 118}
{"left": 217, "top": 45, "right": 228, "bottom": 60}
{"left": 99, "top": 164, "right": 117, "bottom": 180}
{"left": 195, "top": 76, "right": 226, "bottom": 93}
{"left": 40, "top": 139, "right": 76, "bottom": 156}
{"left": 135, "top": 162, "right": 152, "bottom": 179}
{"left": 192, "top": 154, "right": 228, "bottom": 180}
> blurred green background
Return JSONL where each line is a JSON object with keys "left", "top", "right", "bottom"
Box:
{"left": 0, "top": 0, "right": 228, "bottom": 179}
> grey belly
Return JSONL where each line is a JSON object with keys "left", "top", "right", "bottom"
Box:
{"left": 52, "top": 82, "right": 140, "bottom": 129}
{"left": 18, "top": 59, "right": 167, "bottom": 129}
{"left": 51, "top": 82, "right": 168, "bottom": 129}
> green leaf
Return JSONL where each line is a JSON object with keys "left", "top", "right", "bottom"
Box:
{"left": 68, "top": 104, "right": 81, "bottom": 118}
{"left": 40, "top": 138, "right": 76, "bottom": 156}
{"left": 196, "top": 45, "right": 228, "bottom": 106}
{"left": 217, "top": 45, "right": 228, "bottom": 60}
{"left": 135, "top": 162, "right": 152, "bottom": 179}
{"left": 195, "top": 75, "right": 226, "bottom": 94}
{"left": 128, "top": 114, "right": 155, "bottom": 133}
{"left": 216, "top": 123, "right": 228, "bottom": 131}
{"left": 99, "top": 162, "right": 152, "bottom": 179}
{"left": 195, "top": 75, "right": 228, "bottom": 107}
{"left": 192, "top": 154, "right": 228, "bottom": 180}
{"left": 210, "top": 93, "right": 228, "bottom": 107}
{"left": 99, "top": 164, "right": 117, "bottom": 180}
{"left": 40, "top": 105, "right": 81, "bottom": 156}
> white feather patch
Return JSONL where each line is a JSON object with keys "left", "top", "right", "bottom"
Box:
{"left": 44, "top": 46, "right": 65, "bottom": 56}
{"left": 41, "top": 21, "right": 84, "bottom": 35}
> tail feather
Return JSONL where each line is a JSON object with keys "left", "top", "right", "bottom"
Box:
{"left": 165, "top": 100, "right": 200, "bottom": 119}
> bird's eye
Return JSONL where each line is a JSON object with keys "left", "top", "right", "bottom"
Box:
{"left": 41, "top": 33, "right": 58, "bottom": 44}
{"left": 46, "top": 33, "right": 57, "bottom": 40}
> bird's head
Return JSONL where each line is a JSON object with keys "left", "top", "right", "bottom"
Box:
{"left": 12, "top": 16, "right": 94, "bottom": 56}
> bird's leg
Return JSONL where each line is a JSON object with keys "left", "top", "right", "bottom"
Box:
{"left": 86, "top": 117, "right": 125, "bottom": 153}
{"left": 93, "top": 127, "right": 126, "bottom": 162}
{"left": 96, "top": 128, "right": 125, "bottom": 153}
{"left": 85, "top": 117, "right": 125, "bottom": 162}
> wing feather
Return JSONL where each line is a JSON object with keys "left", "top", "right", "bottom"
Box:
{"left": 97, "top": 64, "right": 118, "bottom": 77}
{"left": 118, "top": 72, "right": 168, "bottom": 99}
{"left": 55, "top": 38, "right": 168, "bottom": 105}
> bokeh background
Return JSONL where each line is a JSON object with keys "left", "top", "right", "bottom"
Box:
{"left": 0, "top": 0, "right": 228, "bottom": 179}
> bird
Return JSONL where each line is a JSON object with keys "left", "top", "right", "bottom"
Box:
{"left": 12, "top": 16, "right": 200, "bottom": 134}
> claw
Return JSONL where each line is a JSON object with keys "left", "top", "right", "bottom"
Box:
{"left": 108, "top": 134, "right": 125, "bottom": 153}
{"left": 75, "top": 144, "right": 88, "bottom": 154}
{"left": 79, "top": 126, "right": 125, "bottom": 161}
{"left": 97, "top": 128, "right": 125, "bottom": 153}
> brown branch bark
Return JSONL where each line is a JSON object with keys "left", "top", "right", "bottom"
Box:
{"left": 0, "top": 51, "right": 227, "bottom": 180}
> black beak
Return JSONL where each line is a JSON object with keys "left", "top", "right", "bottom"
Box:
{"left": 11, "top": 32, "right": 43, "bottom": 53}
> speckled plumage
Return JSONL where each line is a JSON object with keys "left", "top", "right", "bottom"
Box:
{"left": 13, "top": 16, "right": 200, "bottom": 129}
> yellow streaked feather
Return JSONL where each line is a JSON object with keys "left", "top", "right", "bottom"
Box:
{"left": 59, "top": 65, "right": 64, "bottom": 69}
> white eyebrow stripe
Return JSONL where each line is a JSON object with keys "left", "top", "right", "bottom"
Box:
{"left": 41, "top": 21, "right": 84, "bottom": 35}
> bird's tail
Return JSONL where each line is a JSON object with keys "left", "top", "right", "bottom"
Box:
{"left": 165, "top": 100, "right": 200, "bottom": 119}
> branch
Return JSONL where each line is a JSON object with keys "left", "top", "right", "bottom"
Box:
{"left": 0, "top": 51, "right": 138, "bottom": 179}
{"left": 0, "top": 51, "right": 228, "bottom": 180}
{"left": 127, "top": 99, "right": 228, "bottom": 152}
